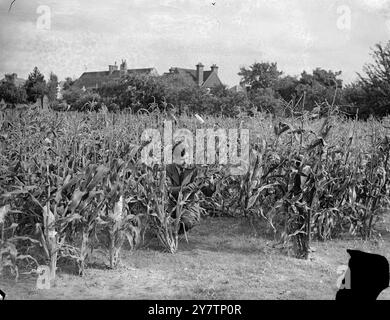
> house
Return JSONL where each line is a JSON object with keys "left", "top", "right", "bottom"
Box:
{"left": 1, "top": 73, "right": 26, "bottom": 87}
{"left": 164, "top": 63, "right": 223, "bottom": 89}
{"left": 73, "top": 60, "right": 159, "bottom": 90}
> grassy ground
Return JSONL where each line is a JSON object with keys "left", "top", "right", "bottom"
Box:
{"left": 1, "top": 215, "right": 390, "bottom": 300}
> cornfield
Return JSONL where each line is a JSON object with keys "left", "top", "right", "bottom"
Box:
{"left": 1, "top": 104, "right": 389, "bottom": 283}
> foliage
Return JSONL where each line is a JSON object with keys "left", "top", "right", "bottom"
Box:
{"left": 238, "top": 62, "right": 283, "bottom": 91}
{"left": 248, "top": 88, "right": 284, "bottom": 115}
{"left": 346, "top": 42, "right": 390, "bottom": 118}
{"left": 238, "top": 62, "right": 345, "bottom": 115}
{"left": 56, "top": 61, "right": 349, "bottom": 118}
{"left": 97, "top": 74, "right": 168, "bottom": 112}
{"left": 0, "top": 74, "right": 27, "bottom": 105}
{"left": 1, "top": 85, "right": 389, "bottom": 282}
{"left": 61, "top": 86, "right": 83, "bottom": 107}
{"left": 62, "top": 77, "right": 75, "bottom": 91}
{"left": 46, "top": 72, "right": 59, "bottom": 102}
{"left": 295, "top": 68, "right": 343, "bottom": 111}
{"left": 24, "top": 67, "right": 46, "bottom": 104}
{"left": 274, "top": 75, "right": 300, "bottom": 102}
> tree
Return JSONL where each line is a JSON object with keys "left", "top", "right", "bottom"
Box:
{"left": 274, "top": 75, "right": 300, "bottom": 102}
{"left": 95, "top": 73, "right": 248, "bottom": 116}
{"left": 62, "top": 77, "right": 75, "bottom": 91}
{"left": 0, "top": 74, "right": 27, "bottom": 105}
{"left": 248, "top": 88, "right": 284, "bottom": 115}
{"left": 98, "top": 74, "right": 168, "bottom": 112}
{"left": 237, "top": 62, "right": 284, "bottom": 116}
{"left": 46, "top": 72, "right": 59, "bottom": 102}
{"left": 295, "top": 68, "right": 343, "bottom": 111}
{"left": 300, "top": 68, "right": 342, "bottom": 88}
{"left": 238, "top": 62, "right": 283, "bottom": 91}
{"left": 62, "top": 86, "right": 83, "bottom": 106}
{"left": 340, "top": 83, "right": 368, "bottom": 117}
{"left": 351, "top": 42, "right": 390, "bottom": 117}
{"left": 24, "top": 67, "right": 46, "bottom": 105}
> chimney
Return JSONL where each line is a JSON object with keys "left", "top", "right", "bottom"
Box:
{"left": 169, "top": 67, "right": 175, "bottom": 74}
{"left": 211, "top": 64, "right": 218, "bottom": 75}
{"left": 196, "top": 62, "right": 204, "bottom": 87}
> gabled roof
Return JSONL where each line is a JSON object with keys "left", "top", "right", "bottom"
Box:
{"left": 73, "top": 71, "right": 111, "bottom": 89}
{"left": 202, "top": 71, "right": 221, "bottom": 88}
{"left": 74, "top": 68, "right": 158, "bottom": 89}
{"left": 128, "top": 68, "right": 157, "bottom": 74}
{"left": 166, "top": 68, "right": 218, "bottom": 88}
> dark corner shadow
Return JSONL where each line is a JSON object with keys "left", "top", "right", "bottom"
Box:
{"left": 336, "top": 249, "right": 390, "bottom": 300}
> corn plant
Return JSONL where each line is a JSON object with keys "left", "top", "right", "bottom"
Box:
{"left": 0, "top": 204, "right": 39, "bottom": 281}
{"left": 1, "top": 104, "right": 389, "bottom": 272}
{"left": 97, "top": 159, "right": 141, "bottom": 268}
{"left": 134, "top": 165, "right": 177, "bottom": 252}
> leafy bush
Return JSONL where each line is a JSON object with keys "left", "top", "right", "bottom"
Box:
{"left": 97, "top": 74, "right": 168, "bottom": 112}
{"left": 248, "top": 88, "right": 284, "bottom": 115}
{"left": 24, "top": 67, "right": 46, "bottom": 104}
{"left": 62, "top": 86, "right": 83, "bottom": 106}
{"left": 344, "top": 42, "right": 390, "bottom": 118}
{"left": 0, "top": 75, "right": 27, "bottom": 105}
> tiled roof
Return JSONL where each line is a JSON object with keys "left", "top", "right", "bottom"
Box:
{"left": 74, "top": 68, "right": 157, "bottom": 89}
{"left": 128, "top": 68, "right": 156, "bottom": 74}
{"left": 167, "top": 68, "right": 214, "bottom": 87}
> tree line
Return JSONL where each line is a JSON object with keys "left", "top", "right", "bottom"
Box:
{"left": 1, "top": 41, "right": 390, "bottom": 118}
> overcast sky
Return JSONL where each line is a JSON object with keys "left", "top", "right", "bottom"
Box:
{"left": 1, "top": 0, "right": 390, "bottom": 86}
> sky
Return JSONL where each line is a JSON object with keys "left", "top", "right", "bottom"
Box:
{"left": 1, "top": 0, "right": 390, "bottom": 86}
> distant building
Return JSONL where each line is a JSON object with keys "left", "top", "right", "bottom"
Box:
{"left": 73, "top": 60, "right": 159, "bottom": 90}
{"left": 229, "top": 83, "right": 249, "bottom": 95}
{"left": 164, "top": 63, "right": 222, "bottom": 89}
{"left": 1, "top": 73, "right": 26, "bottom": 87}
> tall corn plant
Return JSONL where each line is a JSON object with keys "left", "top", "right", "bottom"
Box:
{"left": 135, "top": 164, "right": 203, "bottom": 253}
{"left": 0, "top": 204, "right": 39, "bottom": 280}
{"left": 98, "top": 159, "right": 141, "bottom": 269}
{"left": 136, "top": 165, "right": 178, "bottom": 253}
{"left": 254, "top": 115, "right": 333, "bottom": 259}
{"left": 351, "top": 133, "right": 390, "bottom": 239}
{"left": 1, "top": 160, "right": 70, "bottom": 283}
{"left": 54, "top": 164, "right": 108, "bottom": 275}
